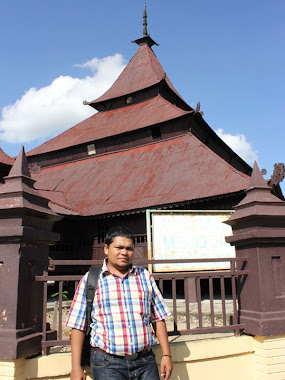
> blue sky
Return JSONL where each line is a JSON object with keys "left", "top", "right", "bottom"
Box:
{"left": 0, "top": 0, "right": 284, "bottom": 183}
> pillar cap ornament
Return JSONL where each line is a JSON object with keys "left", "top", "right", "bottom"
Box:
{"left": 225, "top": 161, "right": 285, "bottom": 245}
{"left": 0, "top": 146, "right": 61, "bottom": 244}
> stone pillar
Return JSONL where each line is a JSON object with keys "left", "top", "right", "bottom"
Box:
{"left": 254, "top": 335, "right": 285, "bottom": 378}
{"left": 225, "top": 161, "right": 285, "bottom": 336}
{"left": 0, "top": 147, "right": 61, "bottom": 359}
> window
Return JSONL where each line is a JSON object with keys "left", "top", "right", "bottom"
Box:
{"left": 87, "top": 144, "right": 96, "bottom": 155}
{"left": 151, "top": 126, "right": 162, "bottom": 140}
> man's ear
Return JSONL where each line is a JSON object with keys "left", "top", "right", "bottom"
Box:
{"left": 104, "top": 244, "right": 108, "bottom": 256}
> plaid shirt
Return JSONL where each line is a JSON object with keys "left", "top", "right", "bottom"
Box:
{"left": 66, "top": 259, "right": 171, "bottom": 356}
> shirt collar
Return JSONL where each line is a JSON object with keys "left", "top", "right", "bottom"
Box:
{"left": 102, "top": 258, "right": 137, "bottom": 276}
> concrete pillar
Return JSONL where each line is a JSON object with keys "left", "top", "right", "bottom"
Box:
{"left": 0, "top": 147, "right": 61, "bottom": 359}
{"left": 225, "top": 161, "right": 285, "bottom": 336}
{"left": 254, "top": 335, "right": 285, "bottom": 379}
{"left": 0, "top": 358, "right": 25, "bottom": 380}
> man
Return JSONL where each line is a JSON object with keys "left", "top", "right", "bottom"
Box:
{"left": 66, "top": 226, "right": 173, "bottom": 380}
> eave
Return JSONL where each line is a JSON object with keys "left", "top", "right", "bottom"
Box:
{"left": 31, "top": 133, "right": 251, "bottom": 217}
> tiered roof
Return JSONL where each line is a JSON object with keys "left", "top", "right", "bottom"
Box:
{"left": 27, "top": 95, "right": 191, "bottom": 156}
{"left": 27, "top": 12, "right": 252, "bottom": 217}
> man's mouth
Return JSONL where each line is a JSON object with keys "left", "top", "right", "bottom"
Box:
{"left": 118, "top": 257, "right": 128, "bottom": 262}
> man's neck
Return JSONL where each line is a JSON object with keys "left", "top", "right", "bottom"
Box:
{"left": 106, "top": 260, "right": 131, "bottom": 278}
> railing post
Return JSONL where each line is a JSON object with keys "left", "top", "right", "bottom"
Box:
{"left": 225, "top": 161, "right": 285, "bottom": 336}
{"left": 0, "top": 148, "right": 61, "bottom": 359}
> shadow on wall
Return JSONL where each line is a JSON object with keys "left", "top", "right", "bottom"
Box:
{"left": 155, "top": 341, "right": 191, "bottom": 380}
{"left": 171, "top": 365, "right": 191, "bottom": 380}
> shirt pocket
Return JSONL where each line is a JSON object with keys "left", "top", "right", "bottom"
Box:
{"left": 131, "top": 288, "right": 152, "bottom": 316}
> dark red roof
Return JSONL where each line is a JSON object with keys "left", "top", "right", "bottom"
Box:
{"left": 27, "top": 95, "right": 191, "bottom": 156}
{"left": 32, "top": 133, "right": 250, "bottom": 216}
{"left": 0, "top": 147, "right": 14, "bottom": 166}
{"left": 89, "top": 44, "right": 184, "bottom": 104}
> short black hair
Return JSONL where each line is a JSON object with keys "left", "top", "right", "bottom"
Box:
{"left": 105, "top": 226, "right": 135, "bottom": 247}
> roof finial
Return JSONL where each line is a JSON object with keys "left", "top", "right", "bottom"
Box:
{"left": 143, "top": 2, "right": 148, "bottom": 37}
{"left": 132, "top": 2, "right": 159, "bottom": 48}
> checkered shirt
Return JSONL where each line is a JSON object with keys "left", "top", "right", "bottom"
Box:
{"left": 66, "top": 260, "right": 171, "bottom": 356}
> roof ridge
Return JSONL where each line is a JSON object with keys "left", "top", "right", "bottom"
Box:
{"left": 37, "top": 188, "right": 79, "bottom": 213}
{"left": 154, "top": 93, "right": 190, "bottom": 112}
{"left": 144, "top": 44, "right": 165, "bottom": 82}
{"left": 193, "top": 133, "right": 251, "bottom": 179}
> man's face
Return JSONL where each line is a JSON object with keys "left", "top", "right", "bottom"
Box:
{"left": 104, "top": 236, "right": 134, "bottom": 276}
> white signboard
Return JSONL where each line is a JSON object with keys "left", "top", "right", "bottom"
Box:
{"left": 149, "top": 211, "right": 234, "bottom": 272}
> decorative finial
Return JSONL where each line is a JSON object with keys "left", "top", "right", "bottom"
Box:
{"left": 271, "top": 163, "right": 285, "bottom": 185}
{"left": 143, "top": 2, "right": 148, "bottom": 37}
{"left": 132, "top": 2, "right": 159, "bottom": 48}
{"left": 194, "top": 102, "right": 204, "bottom": 116}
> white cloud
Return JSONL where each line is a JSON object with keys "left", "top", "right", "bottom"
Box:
{"left": 75, "top": 54, "right": 125, "bottom": 74}
{"left": 0, "top": 54, "right": 126, "bottom": 144}
{"left": 215, "top": 128, "right": 258, "bottom": 166}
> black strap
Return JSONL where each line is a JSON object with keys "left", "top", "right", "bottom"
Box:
{"left": 85, "top": 266, "right": 101, "bottom": 336}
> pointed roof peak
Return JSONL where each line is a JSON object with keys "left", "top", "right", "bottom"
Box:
{"left": 229, "top": 160, "right": 282, "bottom": 210}
{"left": 132, "top": 2, "right": 159, "bottom": 48}
{"left": 85, "top": 42, "right": 186, "bottom": 108}
{"left": 8, "top": 146, "right": 31, "bottom": 178}
{"left": 249, "top": 161, "right": 269, "bottom": 189}
{"left": 88, "top": 44, "right": 168, "bottom": 105}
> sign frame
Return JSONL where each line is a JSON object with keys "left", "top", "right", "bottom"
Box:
{"left": 146, "top": 209, "right": 234, "bottom": 272}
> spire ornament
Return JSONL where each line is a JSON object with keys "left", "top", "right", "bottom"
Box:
{"left": 132, "top": 2, "right": 159, "bottom": 48}
{"left": 143, "top": 2, "right": 148, "bottom": 37}
{"left": 271, "top": 163, "right": 285, "bottom": 185}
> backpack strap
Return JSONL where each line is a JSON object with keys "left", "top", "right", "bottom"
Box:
{"left": 85, "top": 266, "right": 101, "bottom": 336}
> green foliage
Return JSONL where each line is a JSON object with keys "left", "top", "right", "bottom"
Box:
{"left": 51, "top": 290, "right": 68, "bottom": 300}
